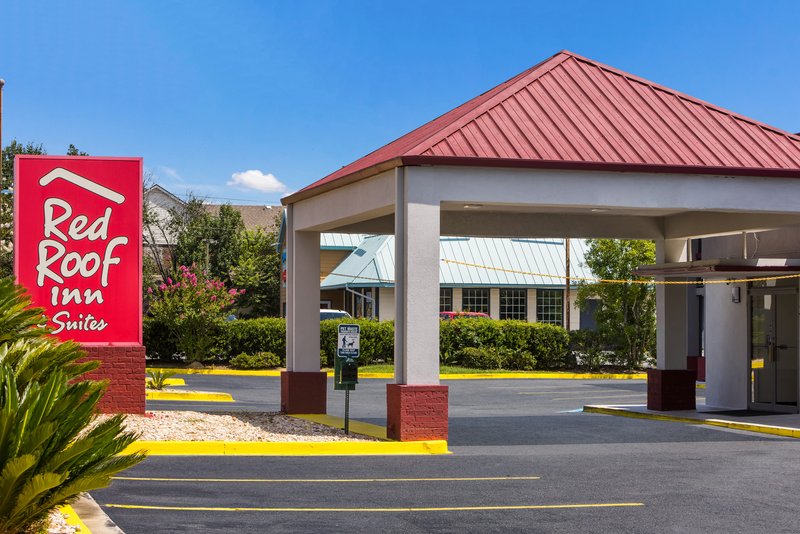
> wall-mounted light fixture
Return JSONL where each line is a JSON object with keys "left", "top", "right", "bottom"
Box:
{"left": 731, "top": 286, "right": 741, "bottom": 303}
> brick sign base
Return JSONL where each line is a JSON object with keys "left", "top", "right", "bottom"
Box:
{"left": 386, "top": 384, "right": 449, "bottom": 441}
{"left": 81, "top": 345, "right": 146, "bottom": 414}
{"left": 647, "top": 369, "right": 696, "bottom": 411}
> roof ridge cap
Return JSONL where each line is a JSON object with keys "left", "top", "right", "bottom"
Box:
{"left": 405, "top": 51, "right": 573, "bottom": 156}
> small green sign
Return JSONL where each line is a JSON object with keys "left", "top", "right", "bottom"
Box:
{"left": 335, "top": 324, "right": 359, "bottom": 390}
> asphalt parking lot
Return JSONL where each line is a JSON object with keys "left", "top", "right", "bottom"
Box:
{"left": 93, "top": 376, "right": 800, "bottom": 533}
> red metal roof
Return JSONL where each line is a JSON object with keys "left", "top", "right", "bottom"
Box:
{"left": 287, "top": 50, "right": 800, "bottom": 203}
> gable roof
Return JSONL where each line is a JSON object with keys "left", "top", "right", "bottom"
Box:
{"left": 286, "top": 50, "right": 800, "bottom": 204}
{"left": 321, "top": 235, "right": 592, "bottom": 289}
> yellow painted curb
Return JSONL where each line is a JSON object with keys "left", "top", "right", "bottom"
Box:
{"left": 59, "top": 504, "right": 91, "bottom": 533}
{"left": 442, "top": 372, "right": 647, "bottom": 380}
{"left": 144, "top": 377, "right": 185, "bottom": 386}
{"left": 122, "top": 439, "right": 449, "bottom": 456}
{"left": 291, "top": 414, "right": 388, "bottom": 440}
{"left": 584, "top": 405, "right": 800, "bottom": 439}
{"left": 583, "top": 406, "right": 700, "bottom": 425}
{"left": 145, "top": 390, "right": 234, "bottom": 402}
{"left": 146, "top": 368, "right": 647, "bottom": 380}
{"left": 147, "top": 367, "right": 282, "bottom": 376}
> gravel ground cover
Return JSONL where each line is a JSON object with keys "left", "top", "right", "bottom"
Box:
{"left": 47, "top": 509, "right": 77, "bottom": 534}
{"left": 108, "top": 411, "right": 379, "bottom": 442}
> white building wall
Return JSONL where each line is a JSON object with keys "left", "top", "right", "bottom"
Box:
{"left": 705, "top": 282, "right": 749, "bottom": 409}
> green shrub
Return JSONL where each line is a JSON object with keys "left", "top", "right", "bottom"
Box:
{"left": 230, "top": 351, "right": 281, "bottom": 369}
{"left": 320, "top": 319, "right": 394, "bottom": 366}
{"left": 570, "top": 329, "right": 605, "bottom": 371}
{"left": 529, "top": 323, "right": 571, "bottom": 369}
{"left": 504, "top": 350, "right": 537, "bottom": 371}
{"left": 143, "top": 316, "right": 179, "bottom": 360}
{"left": 0, "top": 279, "right": 145, "bottom": 532}
{"left": 457, "top": 347, "right": 503, "bottom": 369}
{"left": 222, "top": 318, "right": 286, "bottom": 363}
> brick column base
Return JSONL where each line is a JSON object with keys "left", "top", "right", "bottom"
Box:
{"left": 686, "top": 356, "right": 706, "bottom": 382}
{"left": 386, "top": 384, "right": 448, "bottom": 441}
{"left": 81, "top": 345, "right": 146, "bottom": 414}
{"left": 281, "top": 371, "right": 327, "bottom": 414}
{"left": 647, "top": 369, "right": 696, "bottom": 411}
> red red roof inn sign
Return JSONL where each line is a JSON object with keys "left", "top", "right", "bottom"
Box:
{"left": 14, "top": 156, "right": 142, "bottom": 343}
{"left": 13, "top": 156, "right": 145, "bottom": 413}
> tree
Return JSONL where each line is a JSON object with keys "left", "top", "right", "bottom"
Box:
{"left": 1, "top": 141, "right": 46, "bottom": 277}
{"left": 577, "top": 239, "right": 656, "bottom": 370}
{"left": 1, "top": 141, "right": 88, "bottom": 277}
{"left": 169, "top": 197, "right": 244, "bottom": 284}
{"left": 230, "top": 224, "right": 281, "bottom": 317}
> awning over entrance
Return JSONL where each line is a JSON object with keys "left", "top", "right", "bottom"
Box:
{"left": 636, "top": 259, "right": 800, "bottom": 278}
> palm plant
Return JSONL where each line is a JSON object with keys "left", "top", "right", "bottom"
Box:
{"left": 146, "top": 369, "right": 177, "bottom": 390}
{"left": 0, "top": 278, "right": 146, "bottom": 532}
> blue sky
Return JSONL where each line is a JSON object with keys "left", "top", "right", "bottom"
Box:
{"left": 4, "top": 0, "right": 799, "bottom": 205}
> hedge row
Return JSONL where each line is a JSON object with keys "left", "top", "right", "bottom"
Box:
{"left": 143, "top": 317, "right": 570, "bottom": 370}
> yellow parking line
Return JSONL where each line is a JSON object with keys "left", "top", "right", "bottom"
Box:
{"left": 104, "top": 502, "right": 644, "bottom": 513}
{"left": 112, "top": 475, "right": 540, "bottom": 483}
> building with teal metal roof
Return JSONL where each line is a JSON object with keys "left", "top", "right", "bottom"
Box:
{"left": 320, "top": 235, "right": 594, "bottom": 328}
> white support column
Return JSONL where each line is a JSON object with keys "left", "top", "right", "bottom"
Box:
{"left": 490, "top": 288, "right": 500, "bottom": 320}
{"left": 656, "top": 239, "right": 689, "bottom": 370}
{"left": 452, "top": 288, "right": 463, "bottom": 312}
{"left": 394, "top": 167, "right": 441, "bottom": 385}
{"left": 286, "top": 205, "right": 321, "bottom": 372}
{"left": 528, "top": 289, "right": 537, "bottom": 322}
{"left": 704, "top": 281, "right": 748, "bottom": 409}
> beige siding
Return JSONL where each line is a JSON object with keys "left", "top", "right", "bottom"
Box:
{"left": 320, "top": 250, "right": 350, "bottom": 281}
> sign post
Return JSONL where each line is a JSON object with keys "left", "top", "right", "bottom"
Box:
{"left": 336, "top": 324, "right": 360, "bottom": 434}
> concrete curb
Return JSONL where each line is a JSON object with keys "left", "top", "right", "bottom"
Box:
{"left": 584, "top": 405, "right": 800, "bottom": 439}
{"left": 69, "top": 493, "right": 124, "bottom": 533}
{"left": 290, "top": 414, "right": 388, "bottom": 440}
{"left": 145, "top": 390, "right": 234, "bottom": 402}
{"left": 147, "top": 367, "right": 647, "bottom": 380}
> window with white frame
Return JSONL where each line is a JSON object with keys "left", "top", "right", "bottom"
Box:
{"left": 462, "top": 288, "right": 490, "bottom": 314}
{"left": 440, "top": 288, "right": 453, "bottom": 312}
{"left": 500, "top": 289, "right": 527, "bottom": 320}
{"left": 536, "top": 289, "right": 563, "bottom": 325}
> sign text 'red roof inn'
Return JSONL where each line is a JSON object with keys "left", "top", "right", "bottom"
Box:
{"left": 14, "top": 156, "right": 142, "bottom": 344}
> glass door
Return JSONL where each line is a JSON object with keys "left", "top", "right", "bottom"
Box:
{"left": 750, "top": 289, "right": 799, "bottom": 413}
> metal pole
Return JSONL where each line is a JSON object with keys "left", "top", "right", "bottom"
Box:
{"left": 344, "top": 389, "right": 350, "bottom": 434}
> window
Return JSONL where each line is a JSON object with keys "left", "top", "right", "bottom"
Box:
{"left": 500, "top": 289, "right": 527, "bottom": 320}
{"left": 462, "top": 288, "right": 490, "bottom": 314}
{"left": 536, "top": 289, "right": 563, "bottom": 325}
{"left": 440, "top": 288, "right": 453, "bottom": 312}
